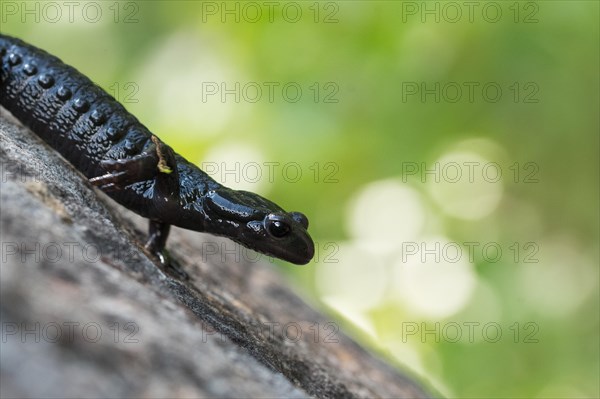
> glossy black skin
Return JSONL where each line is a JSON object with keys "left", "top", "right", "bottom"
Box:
{"left": 0, "top": 34, "right": 314, "bottom": 266}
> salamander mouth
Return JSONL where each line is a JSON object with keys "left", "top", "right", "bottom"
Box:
{"left": 236, "top": 232, "right": 315, "bottom": 265}
{"left": 269, "top": 237, "right": 315, "bottom": 265}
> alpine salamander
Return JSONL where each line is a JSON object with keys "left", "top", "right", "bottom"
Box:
{"left": 0, "top": 34, "right": 314, "bottom": 269}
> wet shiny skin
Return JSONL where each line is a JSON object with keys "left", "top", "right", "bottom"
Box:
{"left": 0, "top": 33, "right": 314, "bottom": 265}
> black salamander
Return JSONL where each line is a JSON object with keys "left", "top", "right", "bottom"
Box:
{"left": 0, "top": 34, "right": 314, "bottom": 271}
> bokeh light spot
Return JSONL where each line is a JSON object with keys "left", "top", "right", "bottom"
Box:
{"left": 427, "top": 150, "right": 504, "bottom": 220}
{"left": 517, "top": 235, "right": 597, "bottom": 317}
{"left": 392, "top": 236, "right": 477, "bottom": 319}
{"left": 200, "top": 141, "right": 268, "bottom": 194}
{"left": 316, "top": 243, "right": 387, "bottom": 312}
{"left": 346, "top": 180, "right": 426, "bottom": 252}
{"left": 135, "top": 30, "right": 238, "bottom": 137}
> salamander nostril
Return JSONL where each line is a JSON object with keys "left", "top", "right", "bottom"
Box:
{"left": 290, "top": 212, "right": 309, "bottom": 230}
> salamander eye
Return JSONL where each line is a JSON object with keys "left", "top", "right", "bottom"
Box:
{"left": 265, "top": 214, "right": 291, "bottom": 238}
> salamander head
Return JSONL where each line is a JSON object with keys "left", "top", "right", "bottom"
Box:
{"left": 202, "top": 188, "right": 314, "bottom": 265}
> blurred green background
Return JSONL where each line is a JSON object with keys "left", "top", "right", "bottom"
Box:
{"left": 2, "top": 1, "right": 598, "bottom": 397}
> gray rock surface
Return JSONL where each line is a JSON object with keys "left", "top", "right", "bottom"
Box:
{"left": 0, "top": 110, "right": 430, "bottom": 398}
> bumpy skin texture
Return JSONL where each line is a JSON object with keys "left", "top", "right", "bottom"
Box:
{"left": 0, "top": 34, "right": 314, "bottom": 265}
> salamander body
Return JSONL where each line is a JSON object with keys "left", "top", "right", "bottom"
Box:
{"left": 0, "top": 34, "right": 314, "bottom": 267}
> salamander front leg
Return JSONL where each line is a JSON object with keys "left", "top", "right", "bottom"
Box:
{"left": 145, "top": 220, "right": 188, "bottom": 280}
{"left": 89, "top": 136, "right": 179, "bottom": 192}
{"left": 89, "top": 151, "right": 159, "bottom": 191}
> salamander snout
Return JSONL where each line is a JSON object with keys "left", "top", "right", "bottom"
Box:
{"left": 262, "top": 212, "right": 314, "bottom": 265}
